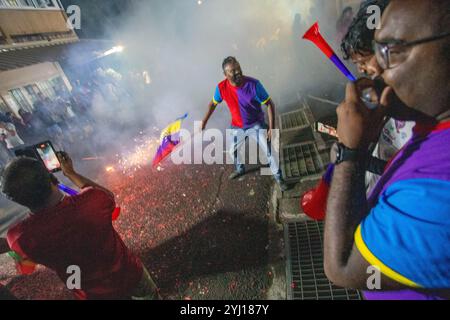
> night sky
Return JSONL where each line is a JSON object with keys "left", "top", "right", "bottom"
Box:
{"left": 59, "top": 0, "right": 136, "bottom": 39}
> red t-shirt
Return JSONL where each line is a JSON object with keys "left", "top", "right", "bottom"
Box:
{"left": 6, "top": 187, "right": 142, "bottom": 300}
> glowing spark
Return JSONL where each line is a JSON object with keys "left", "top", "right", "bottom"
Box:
{"left": 143, "top": 70, "right": 152, "bottom": 84}
{"left": 82, "top": 156, "right": 103, "bottom": 161}
{"left": 105, "top": 166, "right": 115, "bottom": 173}
{"left": 102, "top": 45, "right": 125, "bottom": 57}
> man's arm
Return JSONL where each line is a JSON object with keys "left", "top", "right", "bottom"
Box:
{"left": 0, "top": 238, "right": 10, "bottom": 255}
{"left": 266, "top": 99, "right": 276, "bottom": 129}
{"left": 266, "top": 99, "right": 276, "bottom": 141}
{"left": 201, "top": 100, "right": 217, "bottom": 131}
{"left": 324, "top": 82, "right": 405, "bottom": 290}
{"left": 325, "top": 160, "right": 369, "bottom": 288}
{"left": 57, "top": 152, "right": 114, "bottom": 198}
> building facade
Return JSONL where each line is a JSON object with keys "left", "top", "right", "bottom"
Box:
{"left": 0, "top": 0, "right": 77, "bottom": 116}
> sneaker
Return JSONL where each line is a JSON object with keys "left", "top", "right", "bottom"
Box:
{"left": 229, "top": 170, "right": 245, "bottom": 180}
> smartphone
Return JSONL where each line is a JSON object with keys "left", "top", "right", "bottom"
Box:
{"left": 315, "top": 122, "right": 338, "bottom": 138}
{"left": 35, "top": 141, "right": 62, "bottom": 173}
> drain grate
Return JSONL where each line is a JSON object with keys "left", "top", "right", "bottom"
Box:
{"left": 281, "top": 142, "right": 325, "bottom": 182}
{"left": 285, "top": 221, "right": 362, "bottom": 300}
{"left": 279, "top": 108, "right": 313, "bottom": 131}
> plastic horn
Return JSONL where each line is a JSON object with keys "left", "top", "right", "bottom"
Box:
{"left": 303, "top": 22, "right": 357, "bottom": 82}
{"left": 58, "top": 183, "right": 78, "bottom": 196}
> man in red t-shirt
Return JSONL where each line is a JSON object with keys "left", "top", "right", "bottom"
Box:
{"left": 0, "top": 153, "right": 160, "bottom": 300}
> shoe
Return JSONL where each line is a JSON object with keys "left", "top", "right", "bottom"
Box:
{"left": 229, "top": 170, "right": 245, "bottom": 180}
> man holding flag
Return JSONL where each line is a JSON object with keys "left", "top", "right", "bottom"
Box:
{"left": 201, "top": 57, "right": 289, "bottom": 191}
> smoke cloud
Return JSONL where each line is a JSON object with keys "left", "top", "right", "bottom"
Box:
{"left": 65, "top": 0, "right": 348, "bottom": 165}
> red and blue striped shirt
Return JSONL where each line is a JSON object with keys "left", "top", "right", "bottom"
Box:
{"left": 213, "top": 76, "right": 271, "bottom": 129}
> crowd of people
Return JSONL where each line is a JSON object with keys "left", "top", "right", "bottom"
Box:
{"left": 0, "top": 0, "right": 449, "bottom": 300}
{"left": 0, "top": 66, "right": 135, "bottom": 169}
{"left": 0, "top": 90, "right": 95, "bottom": 169}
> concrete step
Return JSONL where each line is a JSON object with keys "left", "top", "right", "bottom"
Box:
{"left": 278, "top": 198, "right": 312, "bottom": 223}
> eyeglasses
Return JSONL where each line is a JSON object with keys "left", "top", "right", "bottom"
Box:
{"left": 373, "top": 32, "right": 450, "bottom": 69}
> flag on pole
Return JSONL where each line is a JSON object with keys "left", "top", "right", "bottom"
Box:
{"left": 152, "top": 113, "right": 188, "bottom": 168}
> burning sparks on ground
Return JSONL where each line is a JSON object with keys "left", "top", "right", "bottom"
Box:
{"left": 1, "top": 162, "right": 273, "bottom": 299}
{"left": 114, "top": 133, "right": 160, "bottom": 174}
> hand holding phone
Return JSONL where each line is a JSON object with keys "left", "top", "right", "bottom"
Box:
{"left": 56, "top": 151, "right": 76, "bottom": 177}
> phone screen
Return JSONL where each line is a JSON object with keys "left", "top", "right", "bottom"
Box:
{"left": 317, "top": 122, "right": 339, "bottom": 138}
{"left": 36, "top": 142, "right": 61, "bottom": 172}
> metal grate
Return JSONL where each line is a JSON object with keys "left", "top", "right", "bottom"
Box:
{"left": 281, "top": 143, "right": 324, "bottom": 182}
{"left": 285, "top": 221, "right": 362, "bottom": 300}
{"left": 279, "top": 108, "right": 313, "bottom": 131}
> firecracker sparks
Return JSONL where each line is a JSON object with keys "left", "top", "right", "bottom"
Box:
{"left": 115, "top": 133, "right": 160, "bottom": 174}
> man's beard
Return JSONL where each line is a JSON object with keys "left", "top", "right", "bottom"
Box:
{"left": 233, "top": 74, "right": 243, "bottom": 83}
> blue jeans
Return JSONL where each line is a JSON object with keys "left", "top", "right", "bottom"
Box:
{"left": 229, "top": 123, "right": 282, "bottom": 181}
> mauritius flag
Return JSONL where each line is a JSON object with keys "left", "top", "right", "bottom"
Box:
{"left": 152, "top": 113, "right": 188, "bottom": 168}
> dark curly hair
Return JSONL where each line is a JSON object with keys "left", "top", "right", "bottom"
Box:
{"left": 222, "top": 56, "right": 238, "bottom": 70}
{"left": 341, "top": 0, "right": 390, "bottom": 60}
{"left": 1, "top": 157, "right": 55, "bottom": 210}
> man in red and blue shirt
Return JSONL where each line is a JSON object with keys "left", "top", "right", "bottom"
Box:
{"left": 201, "top": 57, "right": 288, "bottom": 190}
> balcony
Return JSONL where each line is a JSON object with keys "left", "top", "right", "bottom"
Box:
{"left": 0, "top": 0, "right": 78, "bottom": 50}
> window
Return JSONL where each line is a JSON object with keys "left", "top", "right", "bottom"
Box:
{"left": 0, "top": 0, "right": 27, "bottom": 8}
{"left": 0, "top": 0, "right": 59, "bottom": 9}
{"left": 21, "top": 0, "right": 34, "bottom": 7}
{"left": 2, "top": 94, "right": 21, "bottom": 115}
{"left": 36, "top": 81, "right": 56, "bottom": 99}
{"left": 9, "top": 88, "right": 33, "bottom": 112}
{"left": 0, "top": 98, "right": 10, "bottom": 114}
{"left": 41, "top": 0, "right": 56, "bottom": 8}
{"left": 24, "top": 84, "right": 42, "bottom": 105}
{"left": 49, "top": 76, "right": 69, "bottom": 96}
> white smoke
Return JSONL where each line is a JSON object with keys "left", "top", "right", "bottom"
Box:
{"left": 71, "top": 0, "right": 346, "bottom": 161}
